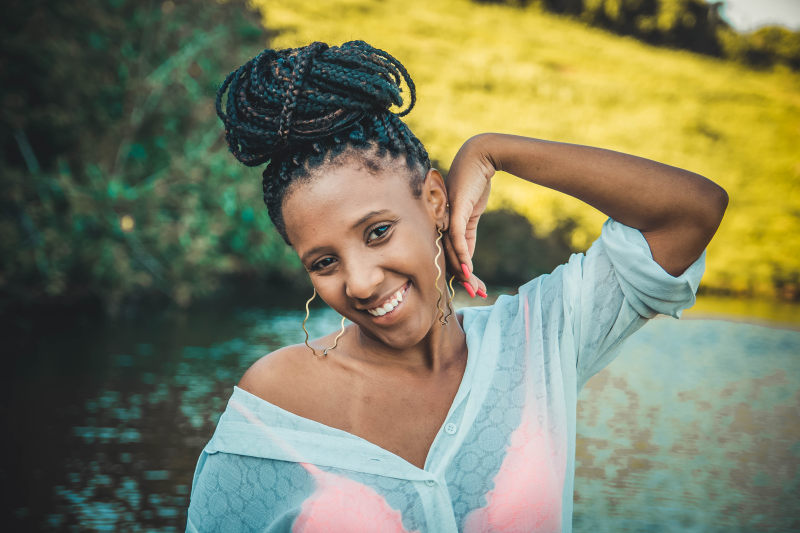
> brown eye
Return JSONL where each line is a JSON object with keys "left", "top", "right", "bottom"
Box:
{"left": 367, "top": 224, "right": 391, "bottom": 242}
{"left": 310, "top": 257, "right": 335, "bottom": 271}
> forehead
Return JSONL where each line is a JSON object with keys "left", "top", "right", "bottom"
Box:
{"left": 282, "top": 160, "right": 424, "bottom": 247}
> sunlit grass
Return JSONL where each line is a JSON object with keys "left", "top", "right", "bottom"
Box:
{"left": 685, "top": 294, "right": 800, "bottom": 327}
{"left": 250, "top": 0, "right": 800, "bottom": 299}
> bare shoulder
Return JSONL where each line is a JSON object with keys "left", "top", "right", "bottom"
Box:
{"left": 238, "top": 327, "right": 355, "bottom": 421}
{"left": 238, "top": 343, "right": 309, "bottom": 400}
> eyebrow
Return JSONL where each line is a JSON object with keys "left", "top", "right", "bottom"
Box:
{"left": 300, "top": 209, "right": 391, "bottom": 264}
{"left": 300, "top": 245, "right": 328, "bottom": 265}
{"left": 350, "top": 209, "right": 390, "bottom": 231}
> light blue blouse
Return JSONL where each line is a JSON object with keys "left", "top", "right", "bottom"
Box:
{"left": 187, "top": 218, "right": 705, "bottom": 532}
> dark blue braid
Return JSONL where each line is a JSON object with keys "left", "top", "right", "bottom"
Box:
{"left": 216, "top": 40, "right": 430, "bottom": 243}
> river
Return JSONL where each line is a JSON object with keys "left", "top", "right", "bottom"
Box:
{"left": 5, "top": 294, "right": 799, "bottom": 531}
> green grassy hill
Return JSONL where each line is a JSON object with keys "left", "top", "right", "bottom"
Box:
{"left": 253, "top": 0, "right": 800, "bottom": 299}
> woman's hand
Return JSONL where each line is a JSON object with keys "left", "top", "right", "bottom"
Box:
{"left": 444, "top": 134, "right": 497, "bottom": 298}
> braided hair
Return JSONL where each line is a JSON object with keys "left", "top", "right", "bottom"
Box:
{"left": 216, "top": 40, "right": 431, "bottom": 244}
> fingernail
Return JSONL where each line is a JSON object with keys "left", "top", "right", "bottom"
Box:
{"left": 476, "top": 288, "right": 487, "bottom": 298}
{"left": 462, "top": 281, "right": 476, "bottom": 298}
{"left": 460, "top": 263, "right": 470, "bottom": 278}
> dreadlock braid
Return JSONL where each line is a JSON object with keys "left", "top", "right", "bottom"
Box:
{"left": 216, "top": 40, "right": 430, "bottom": 243}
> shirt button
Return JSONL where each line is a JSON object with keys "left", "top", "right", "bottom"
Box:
{"left": 425, "top": 480, "right": 436, "bottom": 487}
{"left": 444, "top": 422, "right": 457, "bottom": 435}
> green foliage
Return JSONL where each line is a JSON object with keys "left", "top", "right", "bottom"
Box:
{"left": 476, "top": 0, "right": 724, "bottom": 54}
{"left": 475, "top": 0, "right": 800, "bottom": 71}
{"left": 3, "top": 0, "right": 799, "bottom": 314}
{"left": 718, "top": 25, "right": 800, "bottom": 71}
{"left": 0, "top": 0, "right": 302, "bottom": 313}
{"left": 474, "top": 209, "right": 577, "bottom": 286}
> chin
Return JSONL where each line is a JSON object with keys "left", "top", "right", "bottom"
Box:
{"left": 357, "top": 318, "right": 436, "bottom": 350}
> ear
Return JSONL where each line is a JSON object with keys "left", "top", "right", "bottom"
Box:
{"left": 421, "top": 168, "right": 449, "bottom": 230}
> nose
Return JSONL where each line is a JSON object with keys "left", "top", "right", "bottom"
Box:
{"left": 344, "top": 257, "right": 384, "bottom": 302}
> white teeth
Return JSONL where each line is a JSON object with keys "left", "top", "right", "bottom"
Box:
{"left": 367, "top": 286, "right": 407, "bottom": 317}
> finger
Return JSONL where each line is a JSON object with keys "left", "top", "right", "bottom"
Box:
{"left": 446, "top": 233, "right": 476, "bottom": 298}
{"left": 447, "top": 232, "right": 476, "bottom": 292}
{"left": 447, "top": 241, "right": 487, "bottom": 299}
{"left": 442, "top": 235, "right": 464, "bottom": 281}
{"left": 461, "top": 265, "right": 486, "bottom": 297}
{"left": 463, "top": 270, "right": 487, "bottom": 298}
{"left": 472, "top": 274, "right": 488, "bottom": 298}
{"left": 453, "top": 243, "right": 485, "bottom": 293}
{"left": 459, "top": 275, "right": 487, "bottom": 299}
{"left": 447, "top": 204, "right": 474, "bottom": 273}
{"left": 461, "top": 280, "right": 476, "bottom": 298}
{"left": 445, "top": 229, "right": 487, "bottom": 295}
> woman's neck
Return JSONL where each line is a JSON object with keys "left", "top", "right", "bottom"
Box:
{"left": 344, "top": 313, "right": 467, "bottom": 377}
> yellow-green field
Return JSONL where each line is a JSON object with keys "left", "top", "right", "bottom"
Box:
{"left": 252, "top": 0, "right": 800, "bottom": 298}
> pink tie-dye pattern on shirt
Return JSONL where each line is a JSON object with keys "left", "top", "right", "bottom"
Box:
{"left": 462, "top": 402, "right": 564, "bottom": 533}
{"left": 230, "top": 399, "right": 414, "bottom": 533}
{"left": 462, "top": 298, "right": 565, "bottom": 533}
{"left": 292, "top": 465, "right": 416, "bottom": 533}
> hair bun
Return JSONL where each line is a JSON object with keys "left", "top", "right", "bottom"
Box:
{"left": 216, "top": 40, "right": 417, "bottom": 167}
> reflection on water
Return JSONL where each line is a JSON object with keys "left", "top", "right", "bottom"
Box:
{"left": 5, "top": 304, "right": 799, "bottom": 531}
{"left": 574, "top": 317, "right": 800, "bottom": 532}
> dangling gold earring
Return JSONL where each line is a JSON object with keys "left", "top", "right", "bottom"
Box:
{"left": 434, "top": 226, "right": 456, "bottom": 326}
{"left": 301, "top": 287, "right": 346, "bottom": 357}
{"left": 446, "top": 273, "right": 455, "bottom": 322}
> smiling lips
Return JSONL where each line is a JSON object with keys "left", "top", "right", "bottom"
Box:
{"left": 366, "top": 284, "right": 409, "bottom": 317}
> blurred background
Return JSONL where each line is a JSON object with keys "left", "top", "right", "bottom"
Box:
{"left": 2, "top": 0, "right": 798, "bottom": 530}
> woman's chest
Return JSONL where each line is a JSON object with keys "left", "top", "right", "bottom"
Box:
{"left": 347, "top": 387, "right": 458, "bottom": 469}
{"left": 286, "top": 372, "right": 566, "bottom": 532}
{"left": 301, "top": 361, "right": 466, "bottom": 469}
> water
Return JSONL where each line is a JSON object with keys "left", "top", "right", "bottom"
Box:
{"left": 4, "top": 300, "right": 799, "bottom": 531}
{"left": 574, "top": 317, "right": 800, "bottom": 532}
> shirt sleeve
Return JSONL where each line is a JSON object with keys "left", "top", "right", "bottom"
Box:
{"left": 529, "top": 217, "right": 706, "bottom": 390}
{"left": 187, "top": 450, "right": 309, "bottom": 532}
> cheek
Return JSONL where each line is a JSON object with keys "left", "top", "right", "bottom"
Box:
{"left": 400, "top": 232, "right": 442, "bottom": 292}
{"left": 394, "top": 227, "right": 435, "bottom": 267}
{"left": 313, "top": 279, "right": 345, "bottom": 310}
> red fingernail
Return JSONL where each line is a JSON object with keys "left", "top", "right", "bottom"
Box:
{"left": 461, "top": 263, "right": 470, "bottom": 278}
{"left": 462, "top": 281, "right": 476, "bottom": 298}
{"left": 476, "top": 288, "right": 487, "bottom": 298}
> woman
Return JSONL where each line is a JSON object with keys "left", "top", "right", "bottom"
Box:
{"left": 186, "top": 41, "right": 727, "bottom": 532}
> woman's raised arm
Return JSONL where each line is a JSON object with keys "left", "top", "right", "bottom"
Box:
{"left": 446, "top": 132, "right": 728, "bottom": 283}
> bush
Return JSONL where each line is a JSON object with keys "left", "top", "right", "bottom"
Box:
{"left": 473, "top": 209, "right": 578, "bottom": 287}
{"left": 473, "top": 0, "right": 800, "bottom": 71}
{"left": 718, "top": 25, "right": 800, "bottom": 70}
{"left": 0, "top": 0, "right": 303, "bottom": 315}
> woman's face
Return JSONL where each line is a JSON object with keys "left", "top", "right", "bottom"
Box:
{"left": 282, "top": 156, "right": 449, "bottom": 350}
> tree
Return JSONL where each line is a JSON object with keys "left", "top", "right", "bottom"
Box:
{"left": 0, "top": 0, "right": 302, "bottom": 315}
